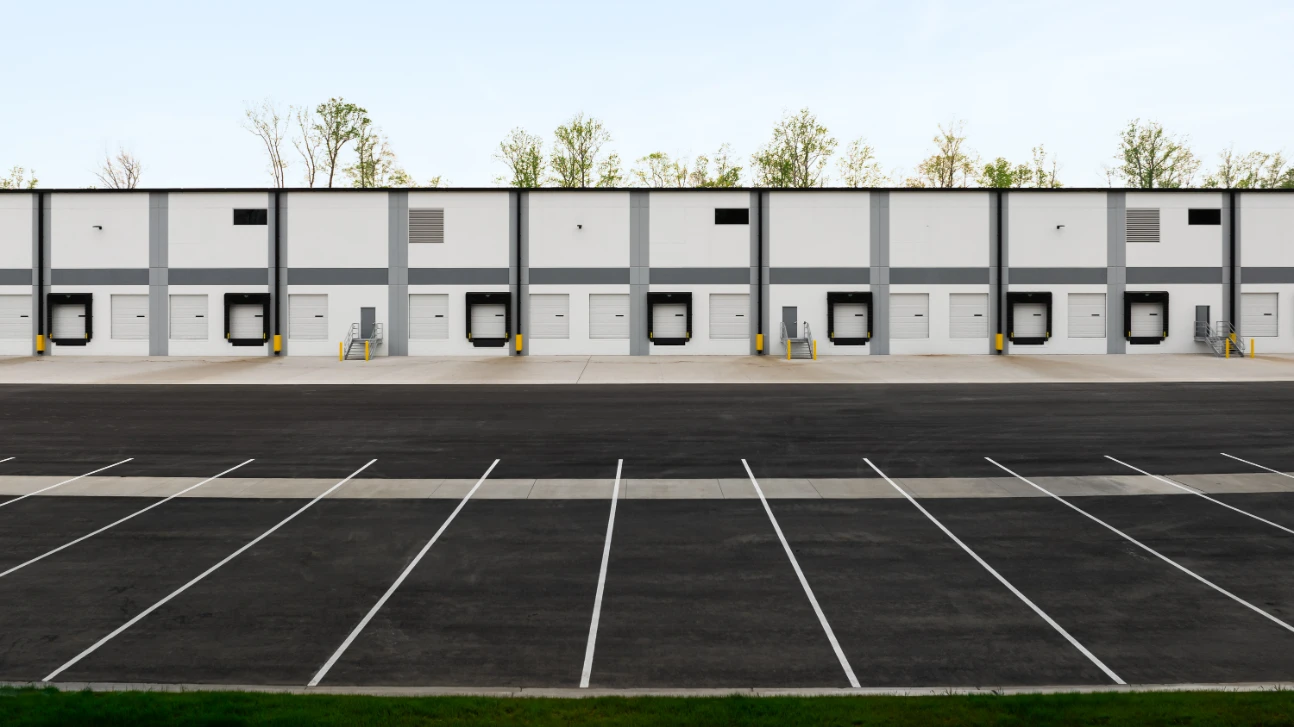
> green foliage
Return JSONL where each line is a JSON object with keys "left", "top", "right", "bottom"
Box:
{"left": 911, "top": 120, "right": 977, "bottom": 188}
{"left": 978, "top": 146, "right": 1061, "bottom": 188}
{"left": 632, "top": 145, "right": 741, "bottom": 188}
{"left": 1203, "top": 147, "right": 1293, "bottom": 189}
{"left": 838, "top": 138, "right": 886, "bottom": 187}
{"left": 344, "top": 119, "right": 411, "bottom": 188}
{"left": 314, "top": 98, "right": 369, "bottom": 188}
{"left": 1110, "top": 119, "right": 1199, "bottom": 188}
{"left": 494, "top": 128, "right": 545, "bottom": 187}
{"left": 596, "top": 152, "right": 623, "bottom": 188}
{"left": 692, "top": 144, "right": 742, "bottom": 187}
{"left": 551, "top": 113, "right": 612, "bottom": 188}
{"left": 0, "top": 166, "right": 37, "bottom": 189}
{"left": 751, "top": 108, "right": 837, "bottom": 187}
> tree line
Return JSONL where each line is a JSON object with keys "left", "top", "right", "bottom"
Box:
{"left": 3, "top": 105, "right": 1291, "bottom": 190}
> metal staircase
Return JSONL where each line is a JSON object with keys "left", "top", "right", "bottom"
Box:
{"left": 342, "top": 322, "right": 383, "bottom": 361}
{"left": 781, "top": 321, "right": 815, "bottom": 360}
{"left": 1196, "top": 320, "right": 1248, "bottom": 358}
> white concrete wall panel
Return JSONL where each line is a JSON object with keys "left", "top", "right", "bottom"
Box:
{"left": 1008, "top": 193, "right": 1107, "bottom": 268}
{"left": 286, "top": 192, "right": 388, "bottom": 268}
{"left": 47, "top": 285, "right": 149, "bottom": 356}
{"left": 407, "top": 284, "right": 510, "bottom": 357}
{"left": 285, "top": 284, "right": 389, "bottom": 357}
{"left": 647, "top": 283, "right": 750, "bottom": 355}
{"left": 1240, "top": 195, "right": 1294, "bottom": 267}
{"left": 0, "top": 194, "right": 34, "bottom": 269}
{"left": 1236, "top": 285, "right": 1294, "bottom": 353}
{"left": 526, "top": 284, "right": 631, "bottom": 356}
{"left": 407, "top": 191, "right": 511, "bottom": 268}
{"left": 887, "top": 284, "right": 992, "bottom": 355}
{"left": 528, "top": 192, "right": 629, "bottom": 268}
{"left": 768, "top": 192, "right": 869, "bottom": 268}
{"left": 1125, "top": 283, "right": 1219, "bottom": 355}
{"left": 890, "top": 192, "right": 991, "bottom": 268}
{"left": 768, "top": 284, "right": 871, "bottom": 357}
{"left": 51, "top": 194, "right": 149, "bottom": 268}
{"left": 166, "top": 283, "right": 271, "bottom": 357}
{"left": 168, "top": 193, "right": 270, "bottom": 268}
{"left": 1125, "top": 192, "right": 1225, "bottom": 268}
{"left": 1005, "top": 284, "right": 1108, "bottom": 355}
{"left": 649, "top": 192, "right": 751, "bottom": 268}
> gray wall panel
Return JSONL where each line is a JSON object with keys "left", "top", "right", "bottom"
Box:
{"left": 148, "top": 192, "right": 168, "bottom": 356}
{"left": 0, "top": 269, "right": 33, "bottom": 285}
{"left": 769, "top": 268, "right": 870, "bottom": 284}
{"left": 1238, "top": 268, "right": 1294, "bottom": 283}
{"left": 52, "top": 268, "right": 150, "bottom": 285}
{"left": 407, "top": 268, "right": 510, "bottom": 285}
{"left": 869, "top": 191, "right": 889, "bottom": 355}
{"left": 1125, "top": 267, "right": 1223, "bottom": 284}
{"left": 760, "top": 191, "right": 770, "bottom": 355}
{"left": 30, "top": 196, "right": 39, "bottom": 354}
{"left": 990, "top": 191, "right": 1001, "bottom": 353}
{"left": 289, "top": 268, "right": 389, "bottom": 285}
{"left": 629, "top": 190, "right": 649, "bottom": 355}
{"left": 1107, "top": 191, "right": 1126, "bottom": 353}
{"left": 890, "top": 267, "right": 990, "bottom": 285}
{"left": 169, "top": 268, "right": 269, "bottom": 285}
{"left": 649, "top": 267, "right": 749, "bottom": 284}
{"left": 528, "top": 268, "right": 630, "bottom": 284}
{"left": 1008, "top": 268, "right": 1107, "bottom": 285}
{"left": 387, "top": 191, "right": 409, "bottom": 356}
{"left": 514, "top": 191, "right": 526, "bottom": 355}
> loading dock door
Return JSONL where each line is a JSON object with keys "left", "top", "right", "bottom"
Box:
{"left": 289, "top": 294, "right": 328, "bottom": 340}
{"left": 949, "top": 293, "right": 988, "bottom": 339}
{"left": 1013, "top": 302, "right": 1047, "bottom": 339}
{"left": 1068, "top": 293, "right": 1106, "bottom": 338}
{"left": 589, "top": 294, "right": 629, "bottom": 339}
{"left": 471, "top": 303, "right": 507, "bottom": 339}
{"left": 890, "top": 293, "right": 929, "bottom": 339}
{"left": 833, "top": 303, "right": 868, "bottom": 338}
{"left": 409, "top": 294, "right": 448, "bottom": 340}
{"left": 1243, "top": 292, "right": 1278, "bottom": 337}
{"left": 529, "top": 294, "right": 570, "bottom": 339}
{"left": 653, "top": 303, "right": 688, "bottom": 339}
{"left": 1130, "top": 302, "right": 1163, "bottom": 339}
{"left": 229, "top": 304, "right": 264, "bottom": 340}
{"left": 169, "top": 294, "right": 208, "bottom": 340}
{"left": 51, "top": 303, "right": 87, "bottom": 341}
{"left": 709, "top": 293, "right": 748, "bottom": 339}
{"left": 111, "top": 294, "right": 149, "bottom": 340}
{"left": 0, "top": 295, "right": 32, "bottom": 340}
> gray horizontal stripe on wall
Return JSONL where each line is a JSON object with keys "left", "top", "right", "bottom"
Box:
{"left": 1241, "top": 267, "right": 1294, "bottom": 284}
{"left": 1125, "top": 267, "right": 1222, "bottom": 284}
{"left": 528, "top": 267, "right": 630, "bottom": 284}
{"left": 649, "top": 267, "right": 749, "bottom": 284}
{"left": 408, "top": 267, "right": 510, "bottom": 285}
{"left": 769, "top": 267, "right": 870, "bottom": 284}
{"left": 288, "top": 268, "right": 389, "bottom": 285}
{"left": 1007, "top": 267, "right": 1107, "bottom": 284}
{"left": 0, "top": 269, "right": 32, "bottom": 285}
{"left": 889, "top": 267, "right": 990, "bottom": 285}
{"left": 169, "top": 268, "right": 269, "bottom": 285}
{"left": 52, "top": 268, "right": 149, "bottom": 285}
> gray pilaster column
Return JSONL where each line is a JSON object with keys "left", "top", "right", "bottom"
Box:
{"left": 869, "top": 191, "right": 889, "bottom": 355}
{"left": 630, "top": 191, "right": 649, "bottom": 355}
{"left": 515, "top": 191, "right": 528, "bottom": 356}
{"left": 387, "top": 191, "right": 409, "bottom": 356}
{"left": 148, "top": 192, "right": 168, "bottom": 356}
{"left": 1106, "top": 191, "right": 1126, "bottom": 353}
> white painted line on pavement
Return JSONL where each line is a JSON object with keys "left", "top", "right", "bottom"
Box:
{"left": 0, "top": 457, "right": 13, "bottom": 464}
{"left": 308, "top": 459, "right": 500, "bottom": 687}
{"left": 990, "top": 457, "right": 1294, "bottom": 637}
{"left": 1106, "top": 455, "right": 1294, "bottom": 536}
{"left": 866, "top": 458, "right": 1124, "bottom": 685}
{"left": 0, "top": 459, "right": 133, "bottom": 510}
{"left": 0, "top": 460, "right": 254, "bottom": 581}
{"left": 42, "top": 459, "right": 376, "bottom": 683}
{"left": 579, "top": 459, "right": 622, "bottom": 689}
{"left": 1221, "top": 453, "right": 1294, "bottom": 480}
{"left": 742, "top": 459, "right": 860, "bottom": 689}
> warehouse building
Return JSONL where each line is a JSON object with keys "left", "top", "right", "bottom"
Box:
{"left": 0, "top": 188, "right": 1291, "bottom": 358}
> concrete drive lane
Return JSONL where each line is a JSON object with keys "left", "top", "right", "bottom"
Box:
{"left": 322, "top": 500, "right": 607, "bottom": 687}
{"left": 590, "top": 499, "right": 847, "bottom": 688}
{"left": 919, "top": 497, "right": 1294, "bottom": 684}
{"left": 770, "top": 499, "right": 1113, "bottom": 687}
{"left": 0, "top": 499, "right": 295, "bottom": 681}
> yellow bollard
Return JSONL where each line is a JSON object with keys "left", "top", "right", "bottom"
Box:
{"left": 756, "top": 333, "right": 763, "bottom": 352}
{"left": 1251, "top": 338, "right": 1256, "bottom": 359}
{"left": 35, "top": 334, "right": 45, "bottom": 353}
{"left": 364, "top": 340, "right": 370, "bottom": 361}
{"left": 273, "top": 334, "right": 282, "bottom": 353}
{"left": 786, "top": 343, "right": 791, "bottom": 360}
{"left": 1225, "top": 339, "right": 1231, "bottom": 358}
{"left": 339, "top": 341, "right": 344, "bottom": 361}
{"left": 995, "top": 333, "right": 1003, "bottom": 352}
{"left": 812, "top": 340, "right": 817, "bottom": 360}
{"left": 515, "top": 333, "right": 523, "bottom": 353}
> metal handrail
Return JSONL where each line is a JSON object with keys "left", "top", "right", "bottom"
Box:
{"left": 802, "top": 321, "right": 812, "bottom": 342}
{"left": 780, "top": 321, "right": 789, "bottom": 344}
{"left": 343, "top": 322, "right": 359, "bottom": 357}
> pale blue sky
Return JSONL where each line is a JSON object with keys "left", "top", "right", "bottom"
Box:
{"left": 4, "top": 0, "right": 1290, "bottom": 188}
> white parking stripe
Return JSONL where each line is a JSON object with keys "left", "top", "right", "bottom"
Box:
{"left": 1106, "top": 455, "right": 1294, "bottom": 536}
{"left": 579, "top": 459, "right": 622, "bottom": 688}
{"left": 308, "top": 459, "right": 499, "bottom": 687}
{"left": 0, "top": 459, "right": 133, "bottom": 509}
{"left": 0, "top": 457, "right": 13, "bottom": 464}
{"left": 42, "top": 459, "right": 376, "bottom": 683}
{"left": 742, "top": 459, "right": 860, "bottom": 688}
{"left": 0, "top": 460, "right": 254, "bottom": 581}
{"left": 866, "top": 458, "right": 1124, "bottom": 685}
{"left": 1221, "top": 452, "right": 1294, "bottom": 480}
{"left": 989, "top": 458, "right": 1294, "bottom": 636}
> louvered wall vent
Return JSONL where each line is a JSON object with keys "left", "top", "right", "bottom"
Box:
{"left": 409, "top": 208, "right": 445, "bottom": 243}
{"left": 1126, "top": 208, "right": 1160, "bottom": 244}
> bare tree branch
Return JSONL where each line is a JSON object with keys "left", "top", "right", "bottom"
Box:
{"left": 95, "top": 147, "right": 142, "bottom": 189}
{"left": 243, "top": 99, "right": 290, "bottom": 187}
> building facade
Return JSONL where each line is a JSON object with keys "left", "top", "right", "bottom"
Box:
{"left": 1, "top": 188, "right": 1291, "bottom": 358}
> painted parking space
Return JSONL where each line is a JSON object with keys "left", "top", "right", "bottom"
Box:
{"left": 0, "top": 497, "right": 171, "bottom": 573}
{"left": 917, "top": 493, "right": 1294, "bottom": 684}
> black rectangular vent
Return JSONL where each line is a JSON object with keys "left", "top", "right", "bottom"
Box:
{"left": 1188, "top": 208, "right": 1222, "bottom": 225}
{"left": 233, "top": 209, "right": 268, "bottom": 225}
{"left": 714, "top": 208, "right": 750, "bottom": 225}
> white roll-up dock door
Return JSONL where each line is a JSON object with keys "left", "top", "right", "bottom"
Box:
{"left": 1243, "top": 292, "right": 1278, "bottom": 337}
{"left": 409, "top": 294, "right": 448, "bottom": 340}
{"left": 289, "top": 294, "right": 328, "bottom": 340}
{"left": 169, "top": 295, "right": 207, "bottom": 340}
{"left": 471, "top": 304, "right": 507, "bottom": 339}
{"left": 0, "top": 295, "right": 32, "bottom": 340}
{"left": 1013, "top": 302, "right": 1047, "bottom": 339}
{"left": 890, "top": 293, "right": 929, "bottom": 339}
{"left": 709, "top": 293, "right": 748, "bottom": 340}
{"left": 949, "top": 293, "right": 988, "bottom": 339}
{"left": 1130, "top": 302, "right": 1163, "bottom": 339}
{"left": 589, "top": 294, "right": 629, "bottom": 339}
{"left": 1067, "top": 293, "right": 1106, "bottom": 338}
{"left": 653, "top": 303, "right": 688, "bottom": 339}
{"left": 529, "top": 294, "right": 570, "bottom": 339}
{"left": 111, "top": 294, "right": 149, "bottom": 340}
{"left": 229, "top": 303, "right": 264, "bottom": 341}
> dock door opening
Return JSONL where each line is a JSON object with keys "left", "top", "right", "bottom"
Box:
{"left": 1006, "top": 292, "right": 1052, "bottom": 345}
{"left": 1124, "top": 291, "right": 1169, "bottom": 344}
{"left": 647, "top": 292, "right": 691, "bottom": 345}
{"left": 47, "top": 293, "right": 92, "bottom": 345}
{"left": 465, "top": 292, "right": 511, "bottom": 347}
{"left": 827, "top": 291, "right": 871, "bottom": 345}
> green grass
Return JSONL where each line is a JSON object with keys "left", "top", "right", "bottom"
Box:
{"left": 2, "top": 687, "right": 1294, "bottom": 726}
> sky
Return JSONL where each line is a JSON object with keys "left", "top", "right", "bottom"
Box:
{"left": 3, "top": 0, "right": 1291, "bottom": 189}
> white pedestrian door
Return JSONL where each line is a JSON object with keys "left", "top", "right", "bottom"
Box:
{"left": 589, "top": 294, "right": 629, "bottom": 339}
{"left": 949, "top": 293, "right": 988, "bottom": 339}
{"left": 111, "top": 294, "right": 149, "bottom": 340}
{"left": 653, "top": 303, "right": 687, "bottom": 339}
{"left": 51, "top": 303, "right": 86, "bottom": 340}
{"left": 833, "top": 302, "right": 867, "bottom": 338}
{"left": 471, "top": 303, "right": 507, "bottom": 338}
{"left": 889, "top": 293, "right": 929, "bottom": 339}
{"left": 409, "top": 294, "right": 448, "bottom": 340}
{"left": 1130, "top": 302, "right": 1163, "bottom": 338}
{"left": 709, "top": 293, "right": 748, "bottom": 339}
{"left": 1013, "top": 302, "right": 1046, "bottom": 338}
{"left": 289, "top": 294, "right": 328, "bottom": 340}
{"left": 169, "top": 295, "right": 207, "bottom": 340}
{"left": 1067, "top": 293, "right": 1106, "bottom": 338}
{"left": 0, "top": 295, "right": 32, "bottom": 340}
{"left": 1243, "top": 293, "right": 1278, "bottom": 337}
{"left": 529, "top": 294, "right": 569, "bottom": 339}
{"left": 229, "top": 304, "right": 264, "bottom": 340}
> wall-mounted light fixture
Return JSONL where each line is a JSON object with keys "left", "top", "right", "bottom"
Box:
{"left": 92, "top": 225, "right": 103, "bottom": 230}
{"left": 577, "top": 224, "right": 583, "bottom": 229}
{"left": 1056, "top": 224, "right": 1065, "bottom": 230}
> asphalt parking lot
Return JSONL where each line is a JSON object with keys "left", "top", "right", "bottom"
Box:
{"left": 2, "top": 451, "right": 1294, "bottom": 689}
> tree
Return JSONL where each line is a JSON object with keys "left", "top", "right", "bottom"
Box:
{"left": 1109, "top": 119, "right": 1199, "bottom": 188}
{"left": 977, "top": 146, "right": 1061, "bottom": 188}
{"left": 913, "top": 120, "right": 977, "bottom": 188}
{"left": 751, "top": 108, "right": 836, "bottom": 187}
{"left": 550, "top": 112, "right": 612, "bottom": 188}
{"left": 425, "top": 176, "right": 448, "bottom": 188}
{"left": 596, "top": 153, "right": 623, "bottom": 187}
{"left": 243, "top": 99, "right": 289, "bottom": 187}
{"left": 633, "top": 152, "right": 689, "bottom": 187}
{"left": 344, "top": 118, "right": 412, "bottom": 188}
{"left": 1, "top": 166, "right": 37, "bottom": 189}
{"left": 95, "top": 148, "right": 143, "bottom": 189}
{"left": 1203, "top": 147, "right": 1293, "bottom": 189}
{"left": 314, "top": 98, "right": 368, "bottom": 188}
{"left": 291, "top": 105, "right": 323, "bottom": 188}
{"left": 690, "top": 144, "right": 742, "bottom": 187}
{"left": 632, "top": 145, "right": 741, "bottom": 188}
{"left": 494, "top": 128, "right": 545, "bottom": 187}
{"left": 838, "top": 138, "right": 887, "bottom": 187}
